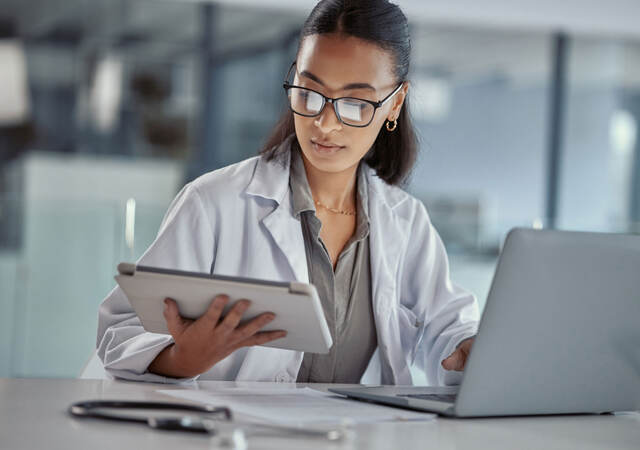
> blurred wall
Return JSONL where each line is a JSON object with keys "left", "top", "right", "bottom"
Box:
{"left": 0, "top": 0, "right": 638, "bottom": 379}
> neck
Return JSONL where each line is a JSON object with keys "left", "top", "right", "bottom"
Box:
{"left": 300, "top": 154, "right": 358, "bottom": 211}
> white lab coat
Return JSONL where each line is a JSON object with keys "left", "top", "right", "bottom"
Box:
{"left": 97, "top": 144, "right": 479, "bottom": 386}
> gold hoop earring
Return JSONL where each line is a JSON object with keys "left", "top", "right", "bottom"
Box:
{"left": 386, "top": 119, "right": 397, "bottom": 132}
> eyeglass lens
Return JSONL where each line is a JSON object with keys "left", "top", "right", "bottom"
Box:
{"left": 287, "top": 87, "right": 374, "bottom": 126}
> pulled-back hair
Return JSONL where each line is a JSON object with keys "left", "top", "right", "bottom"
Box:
{"left": 259, "top": 0, "right": 417, "bottom": 186}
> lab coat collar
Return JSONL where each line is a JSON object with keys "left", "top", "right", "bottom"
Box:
{"left": 245, "top": 135, "right": 295, "bottom": 204}
{"left": 245, "top": 134, "right": 409, "bottom": 211}
{"left": 365, "top": 169, "right": 410, "bottom": 211}
{"left": 245, "top": 136, "right": 307, "bottom": 282}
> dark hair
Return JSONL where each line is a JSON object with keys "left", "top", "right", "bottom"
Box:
{"left": 259, "top": 0, "right": 417, "bottom": 186}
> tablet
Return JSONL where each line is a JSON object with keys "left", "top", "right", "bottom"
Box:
{"left": 115, "top": 263, "right": 332, "bottom": 354}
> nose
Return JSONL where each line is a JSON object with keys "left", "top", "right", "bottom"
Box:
{"left": 314, "top": 100, "right": 342, "bottom": 133}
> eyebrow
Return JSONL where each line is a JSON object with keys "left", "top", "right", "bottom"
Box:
{"left": 299, "top": 70, "right": 376, "bottom": 92}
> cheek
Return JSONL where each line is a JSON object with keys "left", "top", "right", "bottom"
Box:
{"left": 353, "top": 125, "right": 381, "bottom": 155}
{"left": 293, "top": 115, "right": 313, "bottom": 143}
{"left": 353, "top": 116, "right": 386, "bottom": 155}
{"left": 358, "top": 103, "right": 392, "bottom": 149}
{"left": 293, "top": 115, "right": 314, "bottom": 155}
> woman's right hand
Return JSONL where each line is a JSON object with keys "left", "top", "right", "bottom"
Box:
{"left": 148, "top": 295, "right": 287, "bottom": 378}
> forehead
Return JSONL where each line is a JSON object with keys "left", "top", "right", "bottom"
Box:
{"left": 296, "top": 33, "right": 395, "bottom": 90}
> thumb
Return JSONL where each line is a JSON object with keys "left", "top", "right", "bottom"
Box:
{"left": 163, "top": 298, "right": 191, "bottom": 338}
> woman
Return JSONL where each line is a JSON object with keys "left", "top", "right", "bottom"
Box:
{"left": 97, "top": 0, "right": 478, "bottom": 385}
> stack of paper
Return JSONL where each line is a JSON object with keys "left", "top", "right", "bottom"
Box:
{"left": 158, "top": 387, "right": 436, "bottom": 425}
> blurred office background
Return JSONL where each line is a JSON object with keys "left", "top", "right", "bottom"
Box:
{"left": 1, "top": 0, "right": 639, "bottom": 382}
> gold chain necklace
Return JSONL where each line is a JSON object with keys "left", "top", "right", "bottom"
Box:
{"left": 314, "top": 199, "right": 356, "bottom": 216}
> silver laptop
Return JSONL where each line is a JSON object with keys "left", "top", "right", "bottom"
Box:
{"left": 329, "top": 228, "right": 640, "bottom": 417}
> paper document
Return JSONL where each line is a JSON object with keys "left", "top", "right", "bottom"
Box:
{"left": 157, "top": 387, "right": 436, "bottom": 425}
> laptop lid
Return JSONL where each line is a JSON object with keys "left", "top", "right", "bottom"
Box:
{"left": 454, "top": 228, "right": 640, "bottom": 416}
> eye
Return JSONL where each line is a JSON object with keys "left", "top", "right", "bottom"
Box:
{"left": 305, "top": 92, "right": 323, "bottom": 111}
{"left": 345, "top": 100, "right": 368, "bottom": 109}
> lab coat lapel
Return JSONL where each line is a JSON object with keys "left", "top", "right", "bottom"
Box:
{"left": 239, "top": 140, "right": 307, "bottom": 381}
{"left": 245, "top": 139, "right": 309, "bottom": 284}
{"left": 366, "top": 169, "right": 412, "bottom": 385}
{"left": 262, "top": 200, "right": 309, "bottom": 283}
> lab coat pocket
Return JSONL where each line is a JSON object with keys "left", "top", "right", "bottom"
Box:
{"left": 394, "top": 304, "right": 424, "bottom": 365}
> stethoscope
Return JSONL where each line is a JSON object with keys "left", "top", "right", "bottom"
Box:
{"left": 68, "top": 400, "right": 349, "bottom": 445}
{"left": 68, "top": 400, "right": 232, "bottom": 432}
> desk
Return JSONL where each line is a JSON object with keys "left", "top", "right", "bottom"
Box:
{"left": 1, "top": 378, "right": 638, "bottom": 449}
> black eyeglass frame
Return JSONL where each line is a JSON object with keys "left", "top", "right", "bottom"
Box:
{"left": 282, "top": 62, "right": 404, "bottom": 128}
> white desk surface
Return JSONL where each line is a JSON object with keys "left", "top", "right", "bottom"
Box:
{"left": 1, "top": 378, "right": 638, "bottom": 450}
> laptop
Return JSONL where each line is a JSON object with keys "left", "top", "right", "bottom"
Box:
{"left": 329, "top": 228, "right": 640, "bottom": 417}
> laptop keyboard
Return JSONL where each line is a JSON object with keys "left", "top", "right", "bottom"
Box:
{"left": 397, "top": 393, "right": 458, "bottom": 403}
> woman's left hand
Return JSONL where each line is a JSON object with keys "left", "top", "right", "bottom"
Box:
{"left": 441, "top": 337, "right": 474, "bottom": 371}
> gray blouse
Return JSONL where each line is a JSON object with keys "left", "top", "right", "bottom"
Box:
{"left": 289, "top": 149, "right": 377, "bottom": 383}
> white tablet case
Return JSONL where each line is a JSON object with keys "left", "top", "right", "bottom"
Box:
{"left": 115, "top": 263, "right": 332, "bottom": 354}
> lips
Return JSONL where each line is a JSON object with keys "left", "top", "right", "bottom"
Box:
{"left": 311, "top": 139, "right": 345, "bottom": 152}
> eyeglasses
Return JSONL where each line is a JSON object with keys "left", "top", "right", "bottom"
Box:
{"left": 283, "top": 62, "right": 403, "bottom": 128}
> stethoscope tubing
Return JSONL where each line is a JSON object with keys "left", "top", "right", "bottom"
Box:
{"left": 68, "top": 400, "right": 232, "bottom": 431}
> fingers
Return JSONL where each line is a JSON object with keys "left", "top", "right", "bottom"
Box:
{"left": 236, "top": 330, "right": 287, "bottom": 349}
{"left": 231, "top": 312, "right": 276, "bottom": 344}
{"left": 459, "top": 338, "right": 474, "bottom": 354}
{"left": 442, "top": 338, "right": 475, "bottom": 371}
{"left": 163, "top": 298, "right": 192, "bottom": 338}
{"left": 441, "top": 348, "right": 465, "bottom": 371}
{"left": 195, "top": 295, "right": 229, "bottom": 330}
{"left": 217, "top": 299, "right": 251, "bottom": 335}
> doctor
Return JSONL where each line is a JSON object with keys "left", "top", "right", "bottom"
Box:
{"left": 97, "top": 0, "right": 478, "bottom": 385}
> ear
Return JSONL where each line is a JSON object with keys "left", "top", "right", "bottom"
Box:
{"left": 387, "top": 81, "right": 409, "bottom": 121}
